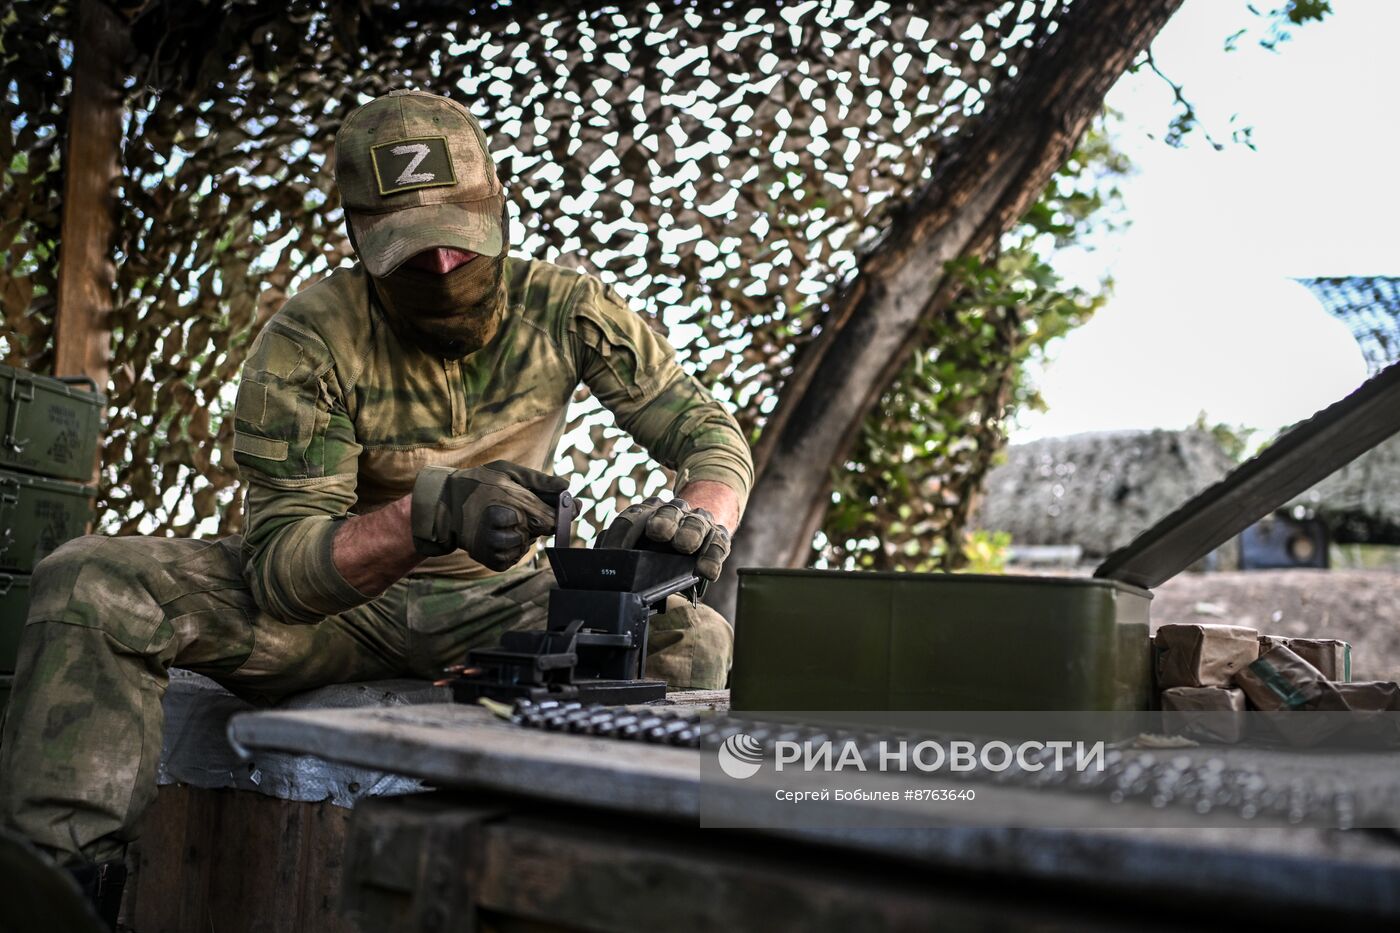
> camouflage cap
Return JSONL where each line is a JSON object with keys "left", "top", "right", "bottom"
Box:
{"left": 335, "top": 90, "right": 504, "bottom": 277}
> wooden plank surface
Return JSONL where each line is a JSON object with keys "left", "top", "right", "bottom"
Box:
{"left": 421, "top": 799, "right": 1174, "bottom": 932}
{"left": 128, "top": 785, "right": 355, "bottom": 933}
{"left": 229, "top": 702, "right": 1400, "bottom": 918}
{"left": 659, "top": 688, "right": 728, "bottom": 709}
{"left": 234, "top": 703, "right": 701, "bottom": 820}
{"left": 340, "top": 793, "right": 1141, "bottom": 932}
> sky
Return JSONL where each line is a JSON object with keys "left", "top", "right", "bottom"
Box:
{"left": 1010, "top": 0, "right": 1394, "bottom": 446}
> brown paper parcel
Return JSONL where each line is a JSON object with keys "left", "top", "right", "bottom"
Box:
{"left": 1161, "top": 686, "right": 1248, "bottom": 744}
{"left": 1235, "top": 645, "right": 1347, "bottom": 711}
{"left": 1155, "top": 623, "right": 1259, "bottom": 688}
{"left": 1335, "top": 681, "right": 1400, "bottom": 712}
{"left": 1235, "top": 645, "right": 1349, "bottom": 747}
{"left": 1333, "top": 681, "right": 1400, "bottom": 747}
{"left": 1285, "top": 637, "right": 1352, "bottom": 682}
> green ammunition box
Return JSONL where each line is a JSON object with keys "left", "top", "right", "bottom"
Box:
{"left": 0, "top": 364, "right": 103, "bottom": 482}
{"left": 0, "top": 573, "right": 30, "bottom": 671}
{"left": 0, "top": 470, "right": 96, "bottom": 574}
{"left": 731, "top": 360, "right": 1400, "bottom": 714}
{"left": 732, "top": 570, "right": 1152, "bottom": 711}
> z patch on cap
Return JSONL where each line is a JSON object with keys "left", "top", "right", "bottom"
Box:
{"left": 370, "top": 136, "right": 457, "bottom": 196}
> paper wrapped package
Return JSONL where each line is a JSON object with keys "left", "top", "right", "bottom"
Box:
{"left": 1335, "top": 681, "right": 1400, "bottom": 712}
{"left": 1155, "top": 623, "right": 1259, "bottom": 688}
{"left": 1285, "top": 638, "right": 1352, "bottom": 682}
{"left": 1160, "top": 686, "right": 1248, "bottom": 744}
{"left": 1258, "top": 634, "right": 1289, "bottom": 653}
{"left": 1234, "top": 645, "right": 1347, "bottom": 711}
{"left": 1334, "top": 681, "right": 1400, "bottom": 747}
{"left": 1235, "top": 645, "right": 1349, "bottom": 747}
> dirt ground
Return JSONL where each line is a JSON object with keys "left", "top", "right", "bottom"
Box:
{"left": 1151, "top": 569, "right": 1400, "bottom": 683}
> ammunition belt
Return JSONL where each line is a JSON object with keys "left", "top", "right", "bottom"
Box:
{"left": 508, "top": 699, "right": 1392, "bottom": 829}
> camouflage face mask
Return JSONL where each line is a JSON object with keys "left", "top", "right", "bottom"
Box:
{"left": 372, "top": 250, "right": 508, "bottom": 360}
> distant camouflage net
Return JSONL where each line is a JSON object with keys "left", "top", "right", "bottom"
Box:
{"left": 2, "top": 0, "right": 1068, "bottom": 556}
{"left": 1300, "top": 277, "right": 1400, "bottom": 376}
{"left": 977, "top": 429, "right": 1236, "bottom": 559}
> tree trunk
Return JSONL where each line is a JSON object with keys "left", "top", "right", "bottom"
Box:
{"left": 713, "top": 0, "right": 1184, "bottom": 617}
{"left": 54, "top": 0, "right": 130, "bottom": 398}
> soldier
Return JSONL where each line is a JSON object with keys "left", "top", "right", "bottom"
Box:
{"left": 0, "top": 90, "right": 751, "bottom": 923}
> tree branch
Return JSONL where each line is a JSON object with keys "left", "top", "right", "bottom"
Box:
{"left": 713, "top": 0, "right": 1185, "bottom": 617}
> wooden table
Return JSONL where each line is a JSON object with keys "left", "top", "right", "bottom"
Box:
{"left": 229, "top": 696, "right": 1400, "bottom": 931}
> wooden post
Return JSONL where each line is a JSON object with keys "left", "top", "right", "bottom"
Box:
{"left": 53, "top": 0, "right": 129, "bottom": 392}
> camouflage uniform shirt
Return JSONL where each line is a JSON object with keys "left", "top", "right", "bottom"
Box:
{"left": 233, "top": 257, "right": 753, "bottom": 624}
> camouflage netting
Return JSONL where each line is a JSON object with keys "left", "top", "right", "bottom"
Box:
{"left": 1, "top": 0, "right": 1074, "bottom": 550}
{"left": 1290, "top": 435, "right": 1400, "bottom": 545}
{"left": 976, "top": 429, "right": 1237, "bottom": 559}
{"left": 0, "top": 1, "right": 70, "bottom": 377}
{"left": 1300, "top": 276, "right": 1400, "bottom": 376}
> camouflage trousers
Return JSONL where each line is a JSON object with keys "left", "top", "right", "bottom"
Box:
{"left": 0, "top": 534, "right": 732, "bottom": 865}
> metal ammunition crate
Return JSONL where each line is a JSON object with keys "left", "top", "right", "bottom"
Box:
{"left": 733, "top": 569, "right": 1151, "bottom": 711}
{"left": 0, "top": 470, "right": 96, "bottom": 574}
{"left": 732, "top": 359, "right": 1400, "bottom": 714}
{"left": 0, "top": 573, "right": 30, "bottom": 672}
{"left": 0, "top": 364, "right": 103, "bottom": 482}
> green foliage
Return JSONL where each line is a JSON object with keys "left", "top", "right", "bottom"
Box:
{"left": 1147, "top": 1, "right": 1332, "bottom": 151}
{"left": 960, "top": 529, "right": 1011, "bottom": 575}
{"left": 1191, "top": 411, "right": 1257, "bottom": 462}
{"left": 817, "top": 116, "right": 1120, "bottom": 572}
{"left": 1227, "top": 1, "right": 1333, "bottom": 52}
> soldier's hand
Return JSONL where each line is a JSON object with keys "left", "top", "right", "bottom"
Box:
{"left": 597, "top": 496, "right": 731, "bottom": 582}
{"left": 411, "top": 461, "right": 569, "bottom": 569}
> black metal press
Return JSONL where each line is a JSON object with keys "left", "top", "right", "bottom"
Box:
{"left": 449, "top": 492, "right": 702, "bottom": 705}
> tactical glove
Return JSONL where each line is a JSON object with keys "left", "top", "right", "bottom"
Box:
{"left": 597, "top": 496, "right": 732, "bottom": 582}
{"left": 411, "top": 460, "right": 569, "bottom": 569}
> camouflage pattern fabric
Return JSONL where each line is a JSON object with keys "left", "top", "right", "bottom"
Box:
{"left": 0, "top": 253, "right": 751, "bottom": 864}
{"left": 235, "top": 257, "right": 754, "bottom": 624}
{"left": 336, "top": 90, "right": 508, "bottom": 277}
{"left": 0, "top": 533, "right": 732, "bottom": 864}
